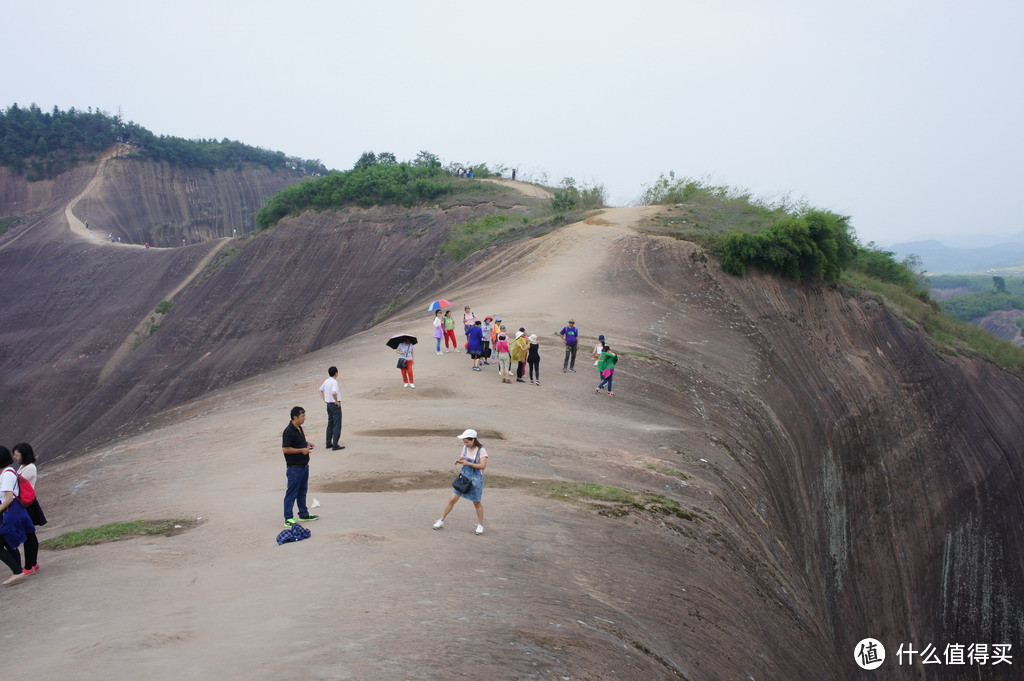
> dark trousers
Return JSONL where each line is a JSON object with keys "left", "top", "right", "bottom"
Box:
{"left": 0, "top": 539, "right": 22, "bottom": 575}
{"left": 22, "top": 533, "right": 38, "bottom": 569}
{"left": 516, "top": 361, "right": 526, "bottom": 379}
{"left": 284, "top": 465, "right": 310, "bottom": 520}
{"left": 528, "top": 359, "right": 540, "bottom": 381}
{"left": 563, "top": 344, "right": 578, "bottom": 370}
{"left": 481, "top": 341, "right": 490, "bottom": 362}
{"left": 325, "top": 403, "right": 342, "bottom": 447}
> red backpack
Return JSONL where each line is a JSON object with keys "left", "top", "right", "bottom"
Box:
{"left": 4, "top": 468, "right": 35, "bottom": 507}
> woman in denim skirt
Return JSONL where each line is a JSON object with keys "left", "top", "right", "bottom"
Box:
{"left": 432, "top": 429, "right": 488, "bottom": 535}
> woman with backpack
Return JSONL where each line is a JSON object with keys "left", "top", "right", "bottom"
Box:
{"left": 13, "top": 443, "right": 44, "bottom": 574}
{"left": 0, "top": 446, "right": 36, "bottom": 586}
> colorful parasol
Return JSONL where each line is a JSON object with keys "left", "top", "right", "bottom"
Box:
{"left": 427, "top": 299, "right": 452, "bottom": 311}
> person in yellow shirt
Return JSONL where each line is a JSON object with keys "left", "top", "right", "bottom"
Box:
{"left": 510, "top": 330, "right": 530, "bottom": 383}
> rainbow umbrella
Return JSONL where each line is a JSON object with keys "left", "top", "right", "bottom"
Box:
{"left": 427, "top": 299, "right": 452, "bottom": 311}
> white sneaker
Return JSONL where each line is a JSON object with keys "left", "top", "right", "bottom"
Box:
{"left": 403, "top": 383, "right": 409, "bottom": 388}
{"left": 475, "top": 524, "right": 484, "bottom": 535}
{"left": 409, "top": 383, "right": 415, "bottom": 388}
{"left": 437, "top": 351, "right": 443, "bottom": 355}
{"left": 433, "top": 519, "right": 444, "bottom": 530}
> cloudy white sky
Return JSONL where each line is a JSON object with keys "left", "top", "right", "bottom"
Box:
{"left": 5, "top": 0, "right": 1022, "bottom": 245}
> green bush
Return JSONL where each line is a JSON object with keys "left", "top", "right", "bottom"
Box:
{"left": 551, "top": 178, "right": 606, "bottom": 211}
{"left": 256, "top": 162, "right": 453, "bottom": 229}
{"left": 717, "top": 210, "right": 856, "bottom": 281}
{"left": 154, "top": 300, "right": 173, "bottom": 315}
{"left": 848, "top": 243, "right": 926, "bottom": 295}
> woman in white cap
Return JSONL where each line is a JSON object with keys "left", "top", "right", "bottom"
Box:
{"left": 527, "top": 334, "right": 541, "bottom": 385}
{"left": 433, "top": 429, "right": 488, "bottom": 534}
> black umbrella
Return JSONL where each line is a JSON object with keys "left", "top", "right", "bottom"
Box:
{"left": 386, "top": 334, "right": 418, "bottom": 349}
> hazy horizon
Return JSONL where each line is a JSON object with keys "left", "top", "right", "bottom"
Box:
{"left": 5, "top": 0, "right": 1022, "bottom": 246}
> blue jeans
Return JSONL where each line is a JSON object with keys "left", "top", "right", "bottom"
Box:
{"left": 598, "top": 371, "right": 614, "bottom": 392}
{"left": 435, "top": 336, "right": 442, "bottom": 352}
{"left": 284, "top": 465, "right": 310, "bottom": 520}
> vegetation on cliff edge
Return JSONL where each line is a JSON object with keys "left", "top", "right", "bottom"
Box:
{"left": 0, "top": 103, "right": 327, "bottom": 180}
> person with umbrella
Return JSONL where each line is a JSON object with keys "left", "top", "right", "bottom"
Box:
{"left": 388, "top": 334, "right": 418, "bottom": 388}
{"left": 432, "top": 309, "right": 444, "bottom": 355}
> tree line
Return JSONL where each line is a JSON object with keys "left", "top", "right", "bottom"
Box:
{"left": 0, "top": 103, "right": 327, "bottom": 180}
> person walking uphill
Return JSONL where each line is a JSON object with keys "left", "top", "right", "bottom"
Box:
{"left": 0, "top": 446, "right": 35, "bottom": 586}
{"left": 433, "top": 429, "right": 489, "bottom": 535}
{"left": 559, "top": 319, "right": 580, "bottom": 372}
{"left": 282, "top": 407, "right": 319, "bottom": 528}
{"left": 596, "top": 345, "right": 619, "bottom": 396}
{"left": 319, "top": 366, "right": 345, "bottom": 451}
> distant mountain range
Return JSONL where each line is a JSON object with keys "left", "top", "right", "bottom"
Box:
{"left": 889, "top": 232, "right": 1024, "bottom": 273}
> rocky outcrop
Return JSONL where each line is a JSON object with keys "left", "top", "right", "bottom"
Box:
{"left": 976, "top": 309, "right": 1024, "bottom": 346}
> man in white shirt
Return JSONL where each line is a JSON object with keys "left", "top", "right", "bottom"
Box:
{"left": 319, "top": 366, "right": 345, "bottom": 450}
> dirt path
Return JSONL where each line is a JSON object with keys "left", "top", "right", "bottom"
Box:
{"left": 64, "top": 147, "right": 172, "bottom": 249}
{"left": 98, "top": 237, "right": 232, "bottom": 381}
{"left": 479, "top": 177, "right": 555, "bottom": 199}
{"left": 20, "top": 205, "right": 743, "bottom": 680}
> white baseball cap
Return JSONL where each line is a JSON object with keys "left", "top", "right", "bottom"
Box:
{"left": 457, "top": 429, "right": 478, "bottom": 439}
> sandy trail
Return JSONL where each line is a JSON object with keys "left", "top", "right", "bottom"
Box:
{"left": 19, "top": 205, "right": 723, "bottom": 680}
{"left": 479, "top": 177, "right": 555, "bottom": 199}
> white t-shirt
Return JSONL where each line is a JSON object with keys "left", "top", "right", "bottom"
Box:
{"left": 18, "top": 463, "right": 37, "bottom": 488}
{"left": 0, "top": 467, "right": 19, "bottom": 498}
{"left": 433, "top": 316, "right": 443, "bottom": 328}
{"left": 319, "top": 377, "right": 340, "bottom": 404}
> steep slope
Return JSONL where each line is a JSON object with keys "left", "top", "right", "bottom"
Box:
{"left": 21, "top": 208, "right": 1024, "bottom": 680}
{"left": 0, "top": 157, "right": 543, "bottom": 457}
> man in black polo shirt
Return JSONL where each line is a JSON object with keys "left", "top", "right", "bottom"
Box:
{"left": 282, "top": 406, "right": 319, "bottom": 527}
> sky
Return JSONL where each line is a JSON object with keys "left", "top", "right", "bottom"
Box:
{"left": 5, "top": 0, "right": 1023, "bottom": 245}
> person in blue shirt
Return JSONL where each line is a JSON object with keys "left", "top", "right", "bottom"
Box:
{"left": 559, "top": 319, "right": 580, "bottom": 372}
{"left": 467, "top": 320, "right": 485, "bottom": 371}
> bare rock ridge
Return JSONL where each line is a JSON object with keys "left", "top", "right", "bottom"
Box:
{"left": 2, "top": 154, "right": 1023, "bottom": 679}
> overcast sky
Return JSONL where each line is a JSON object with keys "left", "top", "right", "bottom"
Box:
{"left": 5, "top": 0, "right": 1022, "bottom": 245}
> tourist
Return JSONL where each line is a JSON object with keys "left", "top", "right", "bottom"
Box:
{"left": 510, "top": 331, "right": 529, "bottom": 383}
{"left": 495, "top": 331, "right": 512, "bottom": 383}
{"left": 442, "top": 310, "right": 457, "bottom": 352}
{"left": 0, "top": 446, "right": 35, "bottom": 586}
{"left": 12, "top": 443, "right": 43, "bottom": 574}
{"left": 433, "top": 310, "right": 444, "bottom": 355}
{"left": 281, "top": 407, "right": 318, "bottom": 527}
{"left": 527, "top": 334, "right": 541, "bottom": 385}
{"left": 559, "top": 319, "right": 580, "bottom": 372}
{"left": 318, "top": 367, "right": 344, "bottom": 450}
{"left": 480, "top": 316, "right": 494, "bottom": 365}
{"left": 462, "top": 306, "right": 477, "bottom": 349}
{"left": 467, "top": 320, "right": 484, "bottom": 371}
{"left": 432, "top": 429, "right": 488, "bottom": 535}
{"left": 596, "top": 345, "right": 619, "bottom": 396}
{"left": 396, "top": 338, "right": 415, "bottom": 388}
{"left": 592, "top": 334, "right": 608, "bottom": 380}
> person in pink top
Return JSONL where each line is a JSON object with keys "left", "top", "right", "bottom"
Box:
{"left": 495, "top": 328, "right": 512, "bottom": 383}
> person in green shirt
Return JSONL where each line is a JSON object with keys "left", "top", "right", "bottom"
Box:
{"left": 596, "top": 346, "right": 619, "bottom": 396}
{"left": 443, "top": 309, "right": 457, "bottom": 352}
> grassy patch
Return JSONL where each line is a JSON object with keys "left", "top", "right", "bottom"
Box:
{"left": 154, "top": 300, "right": 173, "bottom": 315}
{"left": 40, "top": 518, "right": 201, "bottom": 550}
{"left": 646, "top": 463, "right": 690, "bottom": 480}
{"left": 441, "top": 214, "right": 517, "bottom": 261}
{"left": 548, "top": 481, "right": 699, "bottom": 521}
